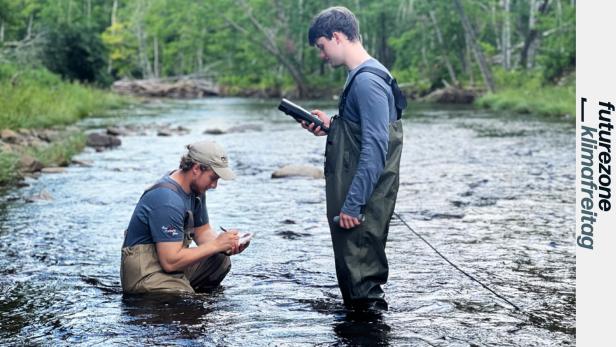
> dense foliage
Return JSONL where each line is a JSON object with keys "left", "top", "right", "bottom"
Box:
{"left": 1, "top": 0, "right": 574, "bottom": 110}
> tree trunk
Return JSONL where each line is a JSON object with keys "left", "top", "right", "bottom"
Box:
{"left": 521, "top": 0, "right": 549, "bottom": 68}
{"left": 501, "top": 0, "right": 511, "bottom": 70}
{"left": 26, "top": 14, "right": 33, "bottom": 40}
{"left": 556, "top": 0, "right": 563, "bottom": 53}
{"left": 67, "top": 0, "right": 72, "bottom": 23}
{"left": 378, "top": 11, "right": 393, "bottom": 68}
{"left": 429, "top": 10, "right": 458, "bottom": 86}
{"left": 87, "top": 0, "right": 92, "bottom": 25}
{"left": 465, "top": 33, "right": 474, "bottom": 85}
{"left": 197, "top": 28, "right": 204, "bottom": 74}
{"left": 111, "top": 0, "right": 118, "bottom": 25}
{"left": 491, "top": 1, "right": 501, "bottom": 52}
{"left": 154, "top": 36, "right": 159, "bottom": 78}
{"left": 135, "top": 1, "right": 153, "bottom": 79}
{"left": 108, "top": 0, "right": 119, "bottom": 74}
{"left": 224, "top": 1, "right": 310, "bottom": 97}
{"left": 298, "top": 0, "right": 304, "bottom": 66}
{"left": 0, "top": 21, "right": 4, "bottom": 43}
{"left": 453, "top": 0, "right": 495, "bottom": 93}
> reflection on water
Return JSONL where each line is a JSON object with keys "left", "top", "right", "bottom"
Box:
{"left": 0, "top": 98, "right": 575, "bottom": 345}
{"left": 333, "top": 311, "right": 391, "bottom": 346}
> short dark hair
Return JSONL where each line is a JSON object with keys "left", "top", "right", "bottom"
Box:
{"left": 179, "top": 155, "right": 210, "bottom": 172}
{"left": 308, "top": 6, "right": 360, "bottom": 46}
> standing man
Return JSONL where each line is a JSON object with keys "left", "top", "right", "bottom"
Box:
{"left": 120, "top": 140, "right": 249, "bottom": 294}
{"left": 303, "top": 6, "right": 406, "bottom": 311}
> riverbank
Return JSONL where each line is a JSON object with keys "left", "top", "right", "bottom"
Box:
{"left": 475, "top": 70, "right": 575, "bottom": 118}
{"left": 0, "top": 64, "right": 131, "bottom": 186}
{"left": 475, "top": 84, "right": 575, "bottom": 118}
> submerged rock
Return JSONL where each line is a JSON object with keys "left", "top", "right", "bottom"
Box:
{"left": 203, "top": 124, "right": 262, "bottom": 135}
{"left": 41, "top": 167, "right": 66, "bottom": 174}
{"left": 272, "top": 165, "right": 324, "bottom": 179}
{"left": 204, "top": 128, "right": 226, "bottom": 135}
{"left": 25, "top": 189, "right": 53, "bottom": 203}
{"left": 86, "top": 133, "right": 121, "bottom": 150}
{"left": 226, "top": 124, "right": 263, "bottom": 133}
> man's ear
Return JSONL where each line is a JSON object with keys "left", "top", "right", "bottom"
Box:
{"left": 332, "top": 31, "right": 347, "bottom": 44}
{"left": 191, "top": 164, "right": 201, "bottom": 175}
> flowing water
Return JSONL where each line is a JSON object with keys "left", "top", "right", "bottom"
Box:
{"left": 0, "top": 98, "right": 575, "bottom": 346}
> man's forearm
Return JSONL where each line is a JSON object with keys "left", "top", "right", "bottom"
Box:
{"left": 194, "top": 224, "right": 218, "bottom": 245}
{"left": 157, "top": 242, "right": 219, "bottom": 273}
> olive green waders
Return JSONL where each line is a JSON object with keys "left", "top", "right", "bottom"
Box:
{"left": 325, "top": 116, "right": 403, "bottom": 306}
{"left": 120, "top": 182, "right": 231, "bottom": 294}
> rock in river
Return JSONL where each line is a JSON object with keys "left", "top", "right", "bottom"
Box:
{"left": 272, "top": 165, "right": 324, "bottom": 179}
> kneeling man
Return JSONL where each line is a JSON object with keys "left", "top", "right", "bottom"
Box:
{"left": 121, "top": 140, "right": 247, "bottom": 294}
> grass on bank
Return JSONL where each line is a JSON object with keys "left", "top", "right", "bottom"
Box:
{"left": 475, "top": 69, "right": 575, "bottom": 117}
{"left": 0, "top": 131, "right": 86, "bottom": 186}
{"left": 1, "top": 63, "right": 129, "bottom": 186}
{"left": 0, "top": 63, "right": 129, "bottom": 130}
{"left": 0, "top": 152, "right": 19, "bottom": 185}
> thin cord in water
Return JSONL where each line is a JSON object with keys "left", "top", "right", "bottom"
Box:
{"left": 393, "top": 212, "right": 521, "bottom": 311}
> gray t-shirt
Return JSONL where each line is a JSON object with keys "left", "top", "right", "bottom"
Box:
{"left": 123, "top": 174, "right": 209, "bottom": 247}
{"left": 340, "top": 58, "right": 397, "bottom": 217}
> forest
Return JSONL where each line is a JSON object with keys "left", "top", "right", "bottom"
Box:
{"left": 0, "top": 0, "right": 576, "bottom": 183}
{"left": 1, "top": 0, "right": 575, "bottom": 99}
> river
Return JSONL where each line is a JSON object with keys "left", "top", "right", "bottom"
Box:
{"left": 0, "top": 98, "right": 575, "bottom": 346}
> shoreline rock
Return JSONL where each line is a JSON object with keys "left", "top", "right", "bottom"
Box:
{"left": 112, "top": 78, "right": 220, "bottom": 98}
{"left": 272, "top": 165, "right": 324, "bottom": 179}
{"left": 422, "top": 86, "right": 480, "bottom": 104}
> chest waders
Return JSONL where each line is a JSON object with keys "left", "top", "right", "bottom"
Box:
{"left": 120, "top": 182, "right": 231, "bottom": 294}
{"left": 325, "top": 66, "right": 405, "bottom": 307}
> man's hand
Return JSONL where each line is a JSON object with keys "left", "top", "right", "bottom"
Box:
{"left": 215, "top": 230, "right": 239, "bottom": 254}
{"left": 301, "top": 109, "right": 330, "bottom": 136}
{"left": 338, "top": 212, "right": 362, "bottom": 229}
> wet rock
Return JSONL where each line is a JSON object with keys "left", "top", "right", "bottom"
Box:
{"left": 158, "top": 126, "right": 190, "bottom": 137}
{"left": 86, "top": 132, "right": 121, "bottom": 149}
{"left": 15, "top": 181, "right": 29, "bottom": 188}
{"left": 19, "top": 155, "right": 44, "bottom": 173}
{"left": 177, "top": 125, "right": 190, "bottom": 133}
{"left": 25, "top": 189, "right": 53, "bottom": 202}
{"left": 272, "top": 165, "right": 324, "bottom": 179}
{"left": 0, "top": 129, "right": 18, "bottom": 143}
{"left": 226, "top": 124, "right": 263, "bottom": 133}
{"left": 106, "top": 127, "right": 128, "bottom": 136}
{"left": 276, "top": 230, "right": 310, "bottom": 240}
{"left": 41, "top": 167, "right": 65, "bottom": 174}
{"left": 204, "top": 128, "right": 225, "bottom": 135}
{"left": 36, "top": 129, "right": 62, "bottom": 142}
{"left": 71, "top": 159, "right": 94, "bottom": 167}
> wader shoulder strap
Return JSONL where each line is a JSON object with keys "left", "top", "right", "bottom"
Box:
{"left": 140, "top": 181, "right": 196, "bottom": 241}
{"left": 338, "top": 66, "right": 408, "bottom": 120}
{"left": 140, "top": 181, "right": 182, "bottom": 199}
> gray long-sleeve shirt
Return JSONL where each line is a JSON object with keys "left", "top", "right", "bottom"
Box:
{"left": 340, "top": 58, "right": 397, "bottom": 217}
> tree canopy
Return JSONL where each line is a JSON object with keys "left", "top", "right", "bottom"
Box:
{"left": 0, "top": 0, "right": 575, "bottom": 96}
